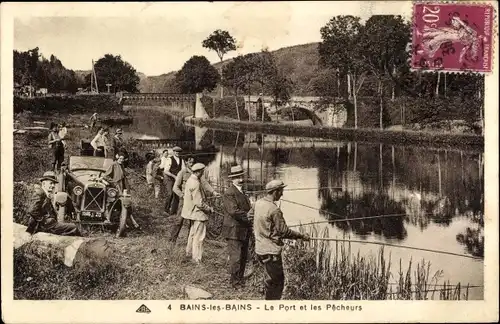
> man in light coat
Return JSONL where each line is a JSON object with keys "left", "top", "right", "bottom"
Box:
{"left": 253, "top": 179, "right": 310, "bottom": 300}
{"left": 181, "top": 163, "right": 214, "bottom": 264}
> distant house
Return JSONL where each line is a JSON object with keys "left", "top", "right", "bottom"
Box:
{"left": 36, "top": 88, "right": 48, "bottom": 96}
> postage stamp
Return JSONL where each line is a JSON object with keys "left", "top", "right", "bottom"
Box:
{"left": 412, "top": 2, "right": 495, "bottom": 73}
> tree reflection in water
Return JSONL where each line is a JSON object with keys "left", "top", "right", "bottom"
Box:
{"left": 319, "top": 190, "right": 408, "bottom": 240}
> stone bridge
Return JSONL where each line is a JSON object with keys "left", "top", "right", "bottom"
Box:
{"left": 245, "top": 95, "right": 348, "bottom": 127}
{"left": 120, "top": 92, "right": 348, "bottom": 127}
{"left": 120, "top": 93, "right": 208, "bottom": 118}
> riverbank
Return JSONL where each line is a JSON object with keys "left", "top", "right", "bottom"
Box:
{"left": 183, "top": 116, "right": 484, "bottom": 151}
{"left": 12, "top": 111, "right": 474, "bottom": 300}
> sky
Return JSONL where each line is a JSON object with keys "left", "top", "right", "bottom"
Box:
{"left": 13, "top": 2, "right": 411, "bottom": 76}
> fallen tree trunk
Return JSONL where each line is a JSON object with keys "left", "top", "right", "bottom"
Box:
{"left": 14, "top": 223, "right": 113, "bottom": 267}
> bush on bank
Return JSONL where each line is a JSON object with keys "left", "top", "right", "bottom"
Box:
{"left": 201, "top": 95, "right": 249, "bottom": 120}
{"left": 14, "top": 95, "right": 122, "bottom": 115}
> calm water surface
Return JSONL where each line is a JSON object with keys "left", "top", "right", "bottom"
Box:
{"left": 122, "top": 112, "right": 484, "bottom": 299}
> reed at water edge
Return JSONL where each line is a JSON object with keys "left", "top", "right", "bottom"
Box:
{"left": 280, "top": 225, "right": 471, "bottom": 300}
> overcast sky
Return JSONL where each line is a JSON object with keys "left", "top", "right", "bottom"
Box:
{"left": 13, "top": 2, "right": 411, "bottom": 76}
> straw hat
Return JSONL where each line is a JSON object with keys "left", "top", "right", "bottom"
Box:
{"left": 265, "top": 179, "right": 287, "bottom": 193}
{"left": 228, "top": 165, "right": 245, "bottom": 178}
{"left": 191, "top": 163, "right": 206, "bottom": 172}
{"left": 39, "top": 171, "right": 58, "bottom": 183}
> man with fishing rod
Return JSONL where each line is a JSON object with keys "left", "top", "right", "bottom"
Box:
{"left": 221, "top": 165, "right": 253, "bottom": 289}
{"left": 253, "top": 179, "right": 310, "bottom": 300}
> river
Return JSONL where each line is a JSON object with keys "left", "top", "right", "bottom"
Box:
{"left": 122, "top": 111, "right": 484, "bottom": 299}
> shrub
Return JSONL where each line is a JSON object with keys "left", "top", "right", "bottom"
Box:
{"left": 14, "top": 95, "right": 122, "bottom": 115}
{"left": 201, "top": 95, "right": 249, "bottom": 120}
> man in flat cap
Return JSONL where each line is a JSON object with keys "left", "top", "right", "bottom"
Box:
{"left": 222, "top": 165, "right": 253, "bottom": 288}
{"left": 162, "top": 146, "right": 185, "bottom": 215}
{"left": 181, "top": 163, "right": 214, "bottom": 264}
{"left": 170, "top": 155, "right": 219, "bottom": 243}
{"left": 26, "top": 171, "right": 81, "bottom": 236}
{"left": 253, "top": 179, "right": 310, "bottom": 300}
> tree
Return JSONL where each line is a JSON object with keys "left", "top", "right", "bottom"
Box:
{"left": 358, "top": 15, "right": 410, "bottom": 129}
{"left": 86, "top": 54, "right": 140, "bottom": 93}
{"left": 319, "top": 16, "right": 365, "bottom": 128}
{"left": 222, "top": 55, "right": 250, "bottom": 120}
{"left": 175, "top": 55, "right": 220, "bottom": 94}
{"left": 202, "top": 29, "right": 237, "bottom": 98}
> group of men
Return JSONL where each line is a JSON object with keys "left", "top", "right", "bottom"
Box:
{"left": 157, "top": 149, "right": 311, "bottom": 300}
{"left": 30, "top": 135, "right": 311, "bottom": 300}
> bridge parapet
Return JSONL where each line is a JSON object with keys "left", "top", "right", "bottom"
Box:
{"left": 121, "top": 93, "right": 196, "bottom": 102}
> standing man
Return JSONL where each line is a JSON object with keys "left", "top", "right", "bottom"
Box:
{"left": 26, "top": 171, "right": 81, "bottom": 236}
{"left": 253, "top": 179, "right": 310, "bottom": 300}
{"left": 89, "top": 112, "right": 98, "bottom": 130}
{"left": 112, "top": 128, "right": 125, "bottom": 158}
{"left": 181, "top": 163, "right": 214, "bottom": 264}
{"left": 170, "top": 156, "right": 218, "bottom": 243}
{"left": 222, "top": 165, "right": 252, "bottom": 289}
{"left": 48, "top": 122, "right": 64, "bottom": 173}
{"left": 90, "top": 127, "right": 106, "bottom": 157}
{"left": 162, "top": 146, "right": 185, "bottom": 215}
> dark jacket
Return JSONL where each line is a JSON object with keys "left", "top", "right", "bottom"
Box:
{"left": 221, "top": 184, "right": 252, "bottom": 241}
{"left": 26, "top": 187, "right": 58, "bottom": 234}
{"left": 103, "top": 161, "right": 129, "bottom": 193}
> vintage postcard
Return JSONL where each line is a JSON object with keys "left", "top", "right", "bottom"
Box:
{"left": 1, "top": 1, "right": 498, "bottom": 323}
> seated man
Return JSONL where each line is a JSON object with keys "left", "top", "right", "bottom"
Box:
{"left": 26, "top": 171, "right": 82, "bottom": 236}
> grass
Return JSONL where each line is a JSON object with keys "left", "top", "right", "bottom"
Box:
{"left": 13, "top": 111, "right": 474, "bottom": 300}
{"left": 283, "top": 225, "right": 471, "bottom": 300}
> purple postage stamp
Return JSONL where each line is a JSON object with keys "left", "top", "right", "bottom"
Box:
{"left": 412, "top": 2, "right": 494, "bottom": 73}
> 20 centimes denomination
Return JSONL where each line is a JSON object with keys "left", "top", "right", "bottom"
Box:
{"left": 412, "top": 2, "right": 495, "bottom": 73}
{"left": 1, "top": 1, "right": 498, "bottom": 323}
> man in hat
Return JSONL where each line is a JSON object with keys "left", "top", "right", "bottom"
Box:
{"left": 162, "top": 146, "right": 185, "bottom": 215}
{"left": 181, "top": 163, "right": 214, "bottom": 264}
{"left": 221, "top": 165, "right": 253, "bottom": 288}
{"left": 170, "top": 156, "right": 219, "bottom": 243}
{"left": 89, "top": 112, "right": 98, "bottom": 130}
{"left": 26, "top": 171, "right": 81, "bottom": 236}
{"left": 112, "top": 128, "right": 126, "bottom": 160}
{"left": 253, "top": 179, "right": 310, "bottom": 300}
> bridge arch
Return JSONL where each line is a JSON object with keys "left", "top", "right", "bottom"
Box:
{"left": 276, "top": 106, "right": 323, "bottom": 126}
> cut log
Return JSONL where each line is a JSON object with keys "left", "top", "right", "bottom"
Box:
{"left": 14, "top": 223, "right": 113, "bottom": 267}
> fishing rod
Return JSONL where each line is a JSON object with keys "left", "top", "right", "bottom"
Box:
{"left": 288, "top": 213, "right": 412, "bottom": 228}
{"left": 306, "top": 237, "right": 482, "bottom": 260}
{"left": 246, "top": 186, "right": 344, "bottom": 194}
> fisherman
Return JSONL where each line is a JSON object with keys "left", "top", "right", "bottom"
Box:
{"left": 48, "top": 122, "right": 65, "bottom": 173}
{"left": 253, "top": 179, "right": 310, "bottom": 300}
{"left": 181, "top": 163, "right": 214, "bottom": 264}
{"left": 89, "top": 112, "right": 98, "bottom": 130}
{"left": 170, "top": 156, "right": 218, "bottom": 243}
{"left": 162, "top": 146, "right": 185, "bottom": 215}
{"left": 26, "top": 171, "right": 82, "bottom": 236}
{"left": 90, "top": 127, "right": 107, "bottom": 157}
{"left": 222, "top": 165, "right": 252, "bottom": 289}
{"left": 112, "top": 128, "right": 125, "bottom": 158}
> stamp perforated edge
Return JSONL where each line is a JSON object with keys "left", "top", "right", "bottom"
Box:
{"left": 409, "top": 0, "right": 497, "bottom": 75}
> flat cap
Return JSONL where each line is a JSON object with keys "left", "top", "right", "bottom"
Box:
{"left": 39, "top": 171, "right": 58, "bottom": 183}
{"left": 191, "top": 163, "right": 206, "bottom": 172}
{"left": 172, "top": 146, "right": 182, "bottom": 152}
{"left": 265, "top": 179, "right": 287, "bottom": 192}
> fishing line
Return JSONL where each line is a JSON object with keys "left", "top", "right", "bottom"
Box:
{"left": 306, "top": 237, "right": 482, "bottom": 260}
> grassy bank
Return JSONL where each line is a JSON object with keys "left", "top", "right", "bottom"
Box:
{"left": 183, "top": 116, "right": 483, "bottom": 150}
{"left": 13, "top": 111, "right": 472, "bottom": 300}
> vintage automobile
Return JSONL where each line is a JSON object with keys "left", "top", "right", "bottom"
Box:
{"left": 56, "top": 154, "right": 133, "bottom": 237}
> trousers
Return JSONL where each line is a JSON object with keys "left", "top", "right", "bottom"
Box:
{"left": 186, "top": 220, "right": 206, "bottom": 262}
{"left": 257, "top": 254, "right": 285, "bottom": 300}
{"left": 169, "top": 198, "right": 192, "bottom": 243}
{"left": 227, "top": 238, "right": 249, "bottom": 285}
{"left": 164, "top": 177, "right": 179, "bottom": 214}
{"left": 41, "top": 221, "right": 81, "bottom": 236}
